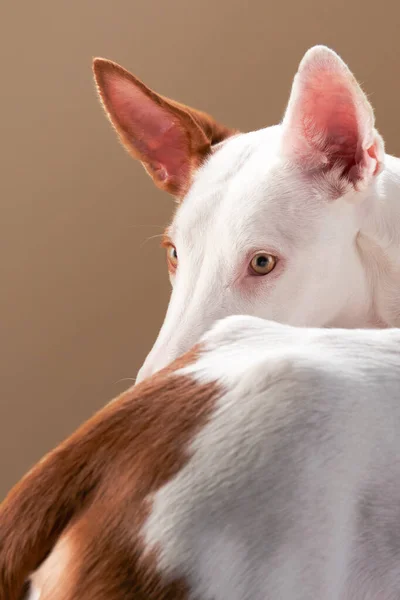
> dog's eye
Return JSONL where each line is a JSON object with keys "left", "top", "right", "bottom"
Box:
{"left": 166, "top": 244, "right": 178, "bottom": 270}
{"left": 249, "top": 252, "right": 277, "bottom": 276}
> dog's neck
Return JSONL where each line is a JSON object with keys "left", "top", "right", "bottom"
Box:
{"left": 356, "top": 154, "right": 400, "bottom": 327}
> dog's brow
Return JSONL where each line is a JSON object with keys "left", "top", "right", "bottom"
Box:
{"left": 161, "top": 230, "right": 173, "bottom": 248}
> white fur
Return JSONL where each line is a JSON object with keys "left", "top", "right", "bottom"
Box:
{"left": 143, "top": 315, "right": 400, "bottom": 599}
{"left": 28, "top": 534, "right": 73, "bottom": 600}
{"left": 137, "top": 46, "right": 400, "bottom": 381}
{"left": 26, "top": 587, "right": 40, "bottom": 600}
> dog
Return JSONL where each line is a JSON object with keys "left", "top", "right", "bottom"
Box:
{"left": 92, "top": 45, "right": 400, "bottom": 382}
{"left": 2, "top": 316, "right": 400, "bottom": 599}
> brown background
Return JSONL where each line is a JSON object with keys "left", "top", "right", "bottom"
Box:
{"left": 2, "top": 0, "right": 400, "bottom": 499}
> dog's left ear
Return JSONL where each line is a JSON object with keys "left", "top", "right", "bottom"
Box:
{"left": 281, "top": 46, "right": 384, "bottom": 190}
{"left": 93, "top": 58, "right": 235, "bottom": 199}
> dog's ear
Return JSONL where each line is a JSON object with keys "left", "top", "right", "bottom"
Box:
{"left": 93, "top": 59, "right": 235, "bottom": 199}
{"left": 281, "top": 46, "right": 384, "bottom": 189}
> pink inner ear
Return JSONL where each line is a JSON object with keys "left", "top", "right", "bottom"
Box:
{"left": 283, "top": 52, "right": 376, "bottom": 184}
{"left": 300, "top": 69, "right": 360, "bottom": 171}
{"left": 104, "top": 74, "right": 191, "bottom": 186}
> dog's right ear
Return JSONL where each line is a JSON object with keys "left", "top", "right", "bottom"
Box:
{"left": 93, "top": 59, "right": 235, "bottom": 199}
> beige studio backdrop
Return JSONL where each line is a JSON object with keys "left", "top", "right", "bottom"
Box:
{"left": 2, "top": 0, "right": 400, "bottom": 499}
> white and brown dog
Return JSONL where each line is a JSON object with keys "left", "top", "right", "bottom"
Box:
{"left": 2, "top": 46, "right": 400, "bottom": 599}
{"left": 92, "top": 45, "right": 399, "bottom": 380}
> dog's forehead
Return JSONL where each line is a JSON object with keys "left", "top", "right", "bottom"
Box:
{"left": 173, "top": 127, "right": 282, "bottom": 231}
{"left": 172, "top": 125, "right": 308, "bottom": 248}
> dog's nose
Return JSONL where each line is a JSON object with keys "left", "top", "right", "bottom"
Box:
{"left": 135, "top": 360, "right": 153, "bottom": 384}
{"left": 135, "top": 350, "right": 171, "bottom": 384}
{"left": 136, "top": 339, "right": 191, "bottom": 384}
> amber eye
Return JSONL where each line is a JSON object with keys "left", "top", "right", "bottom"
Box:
{"left": 166, "top": 244, "right": 178, "bottom": 270}
{"left": 249, "top": 252, "right": 277, "bottom": 276}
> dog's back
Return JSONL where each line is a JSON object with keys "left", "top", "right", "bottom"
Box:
{"left": 2, "top": 316, "right": 400, "bottom": 600}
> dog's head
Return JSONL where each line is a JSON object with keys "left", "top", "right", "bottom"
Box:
{"left": 93, "top": 46, "right": 384, "bottom": 380}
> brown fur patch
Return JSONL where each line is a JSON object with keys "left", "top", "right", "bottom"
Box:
{"left": 93, "top": 58, "right": 237, "bottom": 199}
{"left": 0, "top": 345, "right": 220, "bottom": 600}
